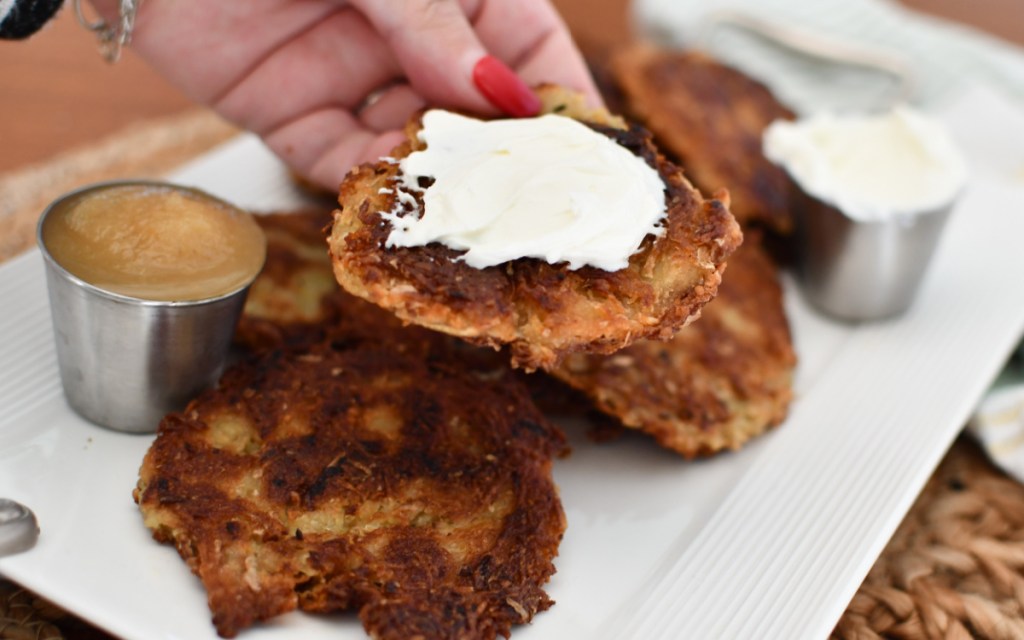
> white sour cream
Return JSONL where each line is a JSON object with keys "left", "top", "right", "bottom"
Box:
{"left": 381, "top": 110, "right": 667, "bottom": 271}
{"left": 763, "top": 106, "right": 967, "bottom": 221}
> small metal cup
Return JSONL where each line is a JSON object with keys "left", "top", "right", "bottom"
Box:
{"left": 37, "top": 181, "right": 262, "bottom": 433}
{"left": 793, "top": 187, "right": 954, "bottom": 322}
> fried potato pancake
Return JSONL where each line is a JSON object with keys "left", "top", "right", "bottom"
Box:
{"left": 552, "top": 234, "right": 796, "bottom": 457}
{"left": 135, "top": 339, "right": 567, "bottom": 639}
{"left": 329, "top": 86, "right": 742, "bottom": 371}
{"left": 610, "top": 46, "right": 795, "bottom": 234}
{"left": 235, "top": 210, "right": 340, "bottom": 352}
{"left": 236, "top": 209, "right": 420, "bottom": 354}
{"left": 244, "top": 211, "right": 791, "bottom": 458}
{"left": 238, "top": 211, "right": 507, "bottom": 375}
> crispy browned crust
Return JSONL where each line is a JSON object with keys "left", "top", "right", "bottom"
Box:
{"left": 236, "top": 209, "right": 416, "bottom": 353}
{"left": 135, "top": 339, "right": 567, "bottom": 639}
{"left": 239, "top": 211, "right": 585, "bottom": 420}
{"left": 329, "top": 85, "right": 742, "bottom": 372}
{"left": 238, "top": 211, "right": 510, "bottom": 375}
{"left": 610, "top": 46, "right": 795, "bottom": 235}
{"left": 552, "top": 233, "right": 796, "bottom": 457}
{"left": 235, "top": 210, "right": 339, "bottom": 351}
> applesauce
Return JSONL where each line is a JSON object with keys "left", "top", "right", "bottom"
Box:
{"left": 41, "top": 183, "right": 266, "bottom": 301}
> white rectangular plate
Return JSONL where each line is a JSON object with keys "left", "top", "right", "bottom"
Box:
{"left": 2, "top": 86, "right": 1024, "bottom": 640}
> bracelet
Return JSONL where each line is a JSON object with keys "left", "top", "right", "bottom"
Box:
{"left": 74, "top": 0, "right": 141, "bottom": 63}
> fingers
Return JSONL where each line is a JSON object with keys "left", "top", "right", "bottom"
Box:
{"left": 352, "top": 0, "right": 599, "bottom": 117}
{"left": 213, "top": 7, "right": 402, "bottom": 135}
{"left": 310, "top": 130, "right": 407, "bottom": 189}
{"left": 103, "top": 0, "right": 601, "bottom": 191}
{"left": 357, "top": 84, "right": 427, "bottom": 132}
{"left": 244, "top": 0, "right": 604, "bottom": 190}
{"left": 509, "top": 27, "right": 602, "bottom": 107}
{"left": 470, "top": 0, "right": 601, "bottom": 106}
{"left": 471, "top": 55, "right": 542, "bottom": 117}
{"left": 349, "top": 0, "right": 507, "bottom": 115}
{"left": 89, "top": 0, "right": 347, "bottom": 103}
{"left": 263, "top": 107, "right": 406, "bottom": 190}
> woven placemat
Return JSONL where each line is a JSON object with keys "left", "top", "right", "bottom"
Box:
{"left": 2, "top": 113, "right": 1023, "bottom": 640}
{"left": 834, "top": 436, "right": 1024, "bottom": 640}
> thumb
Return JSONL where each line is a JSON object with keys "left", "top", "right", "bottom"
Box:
{"left": 349, "top": 0, "right": 540, "bottom": 117}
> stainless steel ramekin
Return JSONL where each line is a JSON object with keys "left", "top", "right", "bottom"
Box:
{"left": 792, "top": 186, "right": 954, "bottom": 322}
{"left": 37, "top": 180, "right": 262, "bottom": 433}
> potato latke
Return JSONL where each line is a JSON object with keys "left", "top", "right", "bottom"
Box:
{"left": 553, "top": 234, "right": 795, "bottom": 457}
{"left": 328, "top": 86, "right": 742, "bottom": 371}
{"left": 611, "top": 46, "right": 795, "bottom": 234}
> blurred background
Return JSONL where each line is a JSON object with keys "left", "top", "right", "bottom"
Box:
{"left": 0, "top": 0, "right": 1021, "bottom": 173}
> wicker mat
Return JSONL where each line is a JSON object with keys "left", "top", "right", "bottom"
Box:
{"left": 2, "top": 112, "right": 1023, "bottom": 640}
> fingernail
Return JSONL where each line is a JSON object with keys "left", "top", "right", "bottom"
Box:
{"left": 472, "top": 55, "right": 541, "bottom": 118}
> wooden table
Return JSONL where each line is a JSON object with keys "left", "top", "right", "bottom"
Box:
{"left": 0, "top": 0, "right": 1021, "bottom": 175}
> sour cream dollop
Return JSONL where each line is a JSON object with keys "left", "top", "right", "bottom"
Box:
{"left": 763, "top": 106, "right": 967, "bottom": 221}
{"left": 381, "top": 110, "right": 667, "bottom": 271}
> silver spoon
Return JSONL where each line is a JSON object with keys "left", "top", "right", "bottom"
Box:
{"left": 0, "top": 499, "right": 39, "bottom": 557}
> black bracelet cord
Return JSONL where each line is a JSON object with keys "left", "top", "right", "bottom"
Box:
{"left": 0, "top": 0, "right": 65, "bottom": 40}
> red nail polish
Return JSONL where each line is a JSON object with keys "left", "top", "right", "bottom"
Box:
{"left": 472, "top": 55, "right": 541, "bottom": 118}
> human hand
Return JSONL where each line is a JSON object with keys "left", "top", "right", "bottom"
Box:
{"left": 88, "top": 0, "right": 600, "bottom": 190}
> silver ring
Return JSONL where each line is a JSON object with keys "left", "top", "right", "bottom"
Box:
{"left": 73, "top": 0, "right": 142, "bottom": 63}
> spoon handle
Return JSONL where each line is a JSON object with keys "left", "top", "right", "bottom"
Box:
{"left": 0, "top": 499, "right": 39, "bottom": 557}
